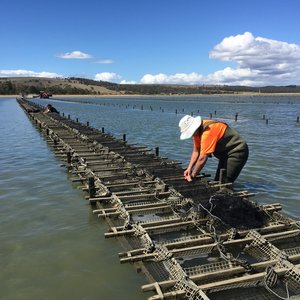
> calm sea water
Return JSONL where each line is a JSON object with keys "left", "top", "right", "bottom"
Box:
{"left": 1, "top": 95, "right": 300, "bottom": 299}
{"left": 0, "top": 98, "right": 146, "bottom": 300}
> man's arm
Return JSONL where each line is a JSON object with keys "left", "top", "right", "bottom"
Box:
{"left": 184, "top": 146, "right": 200, "bottom": 181}
{"left": 191, "top": 153, "right": 209, "bottom": 178}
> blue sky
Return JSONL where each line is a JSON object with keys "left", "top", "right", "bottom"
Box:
{"left": 1, "top": 0, "right": 300, "bottom": 86}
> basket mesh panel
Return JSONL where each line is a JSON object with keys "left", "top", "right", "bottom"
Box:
{"left": 185, "top": 260, "right": 240, "bottom": 277}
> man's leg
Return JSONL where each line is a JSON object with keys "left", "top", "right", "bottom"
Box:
{"left": 226, "top": 147, "right": 249, "bottom": 183}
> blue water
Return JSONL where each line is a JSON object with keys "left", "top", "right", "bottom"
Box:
{"left": 1, "top": 95, "right": 300, "bottom": 299}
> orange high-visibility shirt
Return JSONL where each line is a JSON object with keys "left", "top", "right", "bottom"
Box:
{"left": 193, "top": 120, "right": 227, "bottom": 155}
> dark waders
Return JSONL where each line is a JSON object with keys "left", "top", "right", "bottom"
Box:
{"left": 212, "top": 125, "right": 249, "bottom": 183}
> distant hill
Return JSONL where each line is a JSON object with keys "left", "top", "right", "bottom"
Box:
{"left": 1, "top": 76, "right": 300, "bottom": 96}
{"left": 0, "top": 77, "right": 120, "bottom": 96}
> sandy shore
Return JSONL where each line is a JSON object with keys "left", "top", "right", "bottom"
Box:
{"left": 2, "top": 92, "right": 300, "bottom": 99}
{"left": 54, "top": 92, "right": 300, "bottom": 98}
{"left": 0, "top": 95, "right": 18, "bottom": 98}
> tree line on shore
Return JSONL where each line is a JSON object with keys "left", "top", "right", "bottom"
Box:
{"left": 70, "top": 77, "right": 300, "bottom": 95}
{"left": 1, "top": 77, "right": 300, "bottom": 95}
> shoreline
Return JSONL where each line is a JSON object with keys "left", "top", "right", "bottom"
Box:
{"left": 55, "top": 92, "right": 300, "bottom": 98}
{"left": 2, "top": 92, "right": 300, "bottom": 99}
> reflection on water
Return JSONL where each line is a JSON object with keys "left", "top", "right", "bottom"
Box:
{"left": 1, "top": 95, "right": 300, "bottom": 299}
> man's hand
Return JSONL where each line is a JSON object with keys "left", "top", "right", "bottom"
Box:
{"left": 184, "top": 169, "right": 193, "bottom": 182}
{"left": 185, "top": 174, "right": 193, "bottom": 182}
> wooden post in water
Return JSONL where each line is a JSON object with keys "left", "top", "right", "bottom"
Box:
{"left": 67, "top": 152, "right": 72, "bottom": 164}
{"left": 102, "top": 127, "right": 105, "bottom": 133}
{"left": 219, "top": 168, "right": 226, "bottom": 185}
{"left": 68, "top": 114, "right": 70, "bottom": 119}
{"left": 123, "top": 134, "right": 126, "bottom": 142}
{"left": 88, "top": 176, "right": 96, "bottom": 198}
{"left": 235, "top": 113, "right": 238, "bottom": 122}
{"left": 86, "top": 121, "right": 89, "bottom": 127}
{"left": 266, "top": 119, "right": 269, "bottom": 125}
{"left": 297, "top": 116, "right": 299, "bottom": 123}
{"left": 155, "top": 147, "right": 159, "bottom": 157}
{"left": 76, "top": 118, "right": 78, "bottom": 123}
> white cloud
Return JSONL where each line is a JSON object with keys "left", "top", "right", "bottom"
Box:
{"left": 94, "top": 72, "right": 121, "bottom": 82}
{"left": 56, "top": 51, "right": 92, "bottom": 59}
{"left": 94, "top": 59, "right": 114, "bottom": 64}
{"left": 208, "top": 32, "right": 300, "bottom": 85}
{"left": 140, "top": 72, "right": 203, "bottom": 85}
{"left": 135, "top": 32, "right": 300, "bottom": 86}
{"left": 205, "top": 67, "right": 260, "bottom": 86}
{"left": 0, "top": 69, "right": 63, "bottom": 78}
{"left": 120, "top": 80, "right": 137, "bottom": 84}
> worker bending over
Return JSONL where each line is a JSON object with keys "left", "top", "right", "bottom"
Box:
{"left": 179, "top": 115, "right": 248, "bottom": 183}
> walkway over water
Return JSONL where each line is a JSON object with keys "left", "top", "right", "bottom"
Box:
{"left": 18, "top": 98, "right": 300, "bottom": 300}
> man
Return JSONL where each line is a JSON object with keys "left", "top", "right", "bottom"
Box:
{"left": 44, "top": 104, "right": 59, "bottom": 114}
{"left": 179, "top": 115, "right": 248, "bottom": 183}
